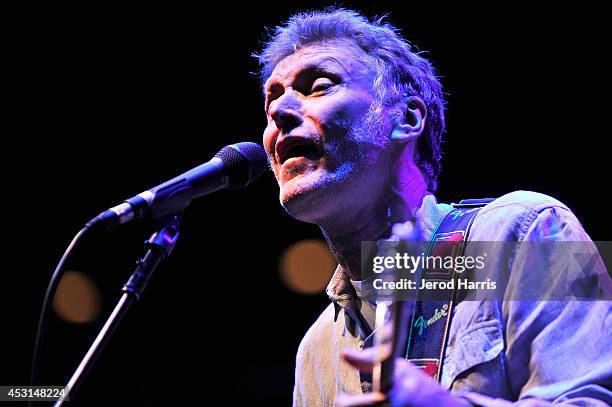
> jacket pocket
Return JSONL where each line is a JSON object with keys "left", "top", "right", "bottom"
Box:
{"left": 441, "top": 319, "right": 504, "bottom": 389}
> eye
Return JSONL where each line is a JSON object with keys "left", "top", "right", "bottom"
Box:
{"left": 310, "top": 77, "right": 334, "bottom": 93}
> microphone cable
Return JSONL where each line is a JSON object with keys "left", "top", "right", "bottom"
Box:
{"left": 29, "top": 226, "right": 92, "bottom": 397}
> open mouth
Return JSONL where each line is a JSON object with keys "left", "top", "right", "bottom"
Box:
{"left": 276, "top": 136, "right": 321, "bottom": 164}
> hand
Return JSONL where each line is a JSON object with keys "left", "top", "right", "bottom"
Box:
{"left": 336, "top": 346, "right": 471, "bottom": 407}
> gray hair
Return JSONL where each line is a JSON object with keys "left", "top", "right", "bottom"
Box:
{"left": 255, "top": 8, "right": 446, "bottom": 192}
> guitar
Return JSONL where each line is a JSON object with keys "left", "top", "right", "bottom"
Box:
{"left": 371, "top": 220, "right": 422, "bottom": 393}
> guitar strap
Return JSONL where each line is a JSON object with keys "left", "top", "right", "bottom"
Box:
{"left": 405, "top": 198, "right": 493, "bottom": 382}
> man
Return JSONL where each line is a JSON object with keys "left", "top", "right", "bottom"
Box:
{"left": 256, "top": 8, "right": 611, "bottom": 406}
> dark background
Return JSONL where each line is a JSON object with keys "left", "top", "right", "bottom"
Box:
{"left": 4, "top": 1, "right": 608, "bottom": 405}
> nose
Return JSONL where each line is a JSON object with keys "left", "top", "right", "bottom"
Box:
{"left": 269, "top": 90, "right": 303, "bottom": 134}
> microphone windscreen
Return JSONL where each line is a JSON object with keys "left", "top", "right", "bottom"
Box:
{"left": 215, "top": 142, "right": 268, "bottom": 188}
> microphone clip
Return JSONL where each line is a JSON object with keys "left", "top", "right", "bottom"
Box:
{"left": 122, "top": 212, "right": 182, "bottom": 301}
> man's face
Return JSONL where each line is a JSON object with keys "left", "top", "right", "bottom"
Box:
{"left": 262, "top": 42, "right": 394, "bottom": 225}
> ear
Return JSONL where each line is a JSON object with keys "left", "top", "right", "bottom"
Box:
{"left": 390, "top": 96, "right": 427, "bottom": 143}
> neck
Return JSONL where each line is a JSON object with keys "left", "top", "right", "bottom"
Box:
{"left": 320, "top": 161, "right": 429, "bottom": 281}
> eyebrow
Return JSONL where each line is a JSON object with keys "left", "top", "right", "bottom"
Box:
{"left": 266, "top": 58, "right": 345, "bottom": 90}
{"left": 264, "top": 59, "right": 345, "bottom": 110}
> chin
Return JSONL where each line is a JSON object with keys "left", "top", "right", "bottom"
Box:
{"left": 279, "top": 172, "right": 335, "bottom": 224}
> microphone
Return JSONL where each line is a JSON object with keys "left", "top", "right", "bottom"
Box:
{"left": 86, "top": 142, "right": 268, "bottom": 230}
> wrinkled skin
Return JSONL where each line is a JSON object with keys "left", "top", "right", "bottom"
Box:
{"left": 262, "top": 41, "right": 394, "bottom": 233}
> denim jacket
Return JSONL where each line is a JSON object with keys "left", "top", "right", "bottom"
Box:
{"left": 293, "top": 191, "right": 612, "bottom": 406}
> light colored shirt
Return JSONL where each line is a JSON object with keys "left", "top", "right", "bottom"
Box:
{"left": 293, "top": 191, "right": 612, "bottom": 406}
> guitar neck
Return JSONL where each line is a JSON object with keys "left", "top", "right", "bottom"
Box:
{"left": 372, "top": 299, "right": 414, "bottom": 393}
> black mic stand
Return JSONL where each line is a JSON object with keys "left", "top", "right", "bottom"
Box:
{"left": 54, "top": 213, "right": 182, "bottom": 407}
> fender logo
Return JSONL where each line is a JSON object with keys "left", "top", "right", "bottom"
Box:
{"left": 414, "top": 304, "right": 449, "bottom": 336}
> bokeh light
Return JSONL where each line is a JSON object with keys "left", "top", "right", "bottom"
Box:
{"left": 53, "top": 271, "right": 102, "bottom": 324}
{"left": 279, "top": 239, "right": 336, "bottom": 294}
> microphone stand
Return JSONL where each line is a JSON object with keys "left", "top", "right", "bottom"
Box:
{"left": 54, "top": 213, "right": 183, "bottom": 407}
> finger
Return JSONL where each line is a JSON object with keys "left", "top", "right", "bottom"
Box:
{"left": 392, "top": 220, "right": 415, "bottom": 240}
{"left": 397, "top": 358, "right": 435, "bottom": 379}
{"left": 335, "top": 391, "right": 386, "bottom": 407}
{"left": 341, "top": 346, "right": 390, "bottom": 371}
{"left": 341, "top": 348, "right": 376, "bottom": 371}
